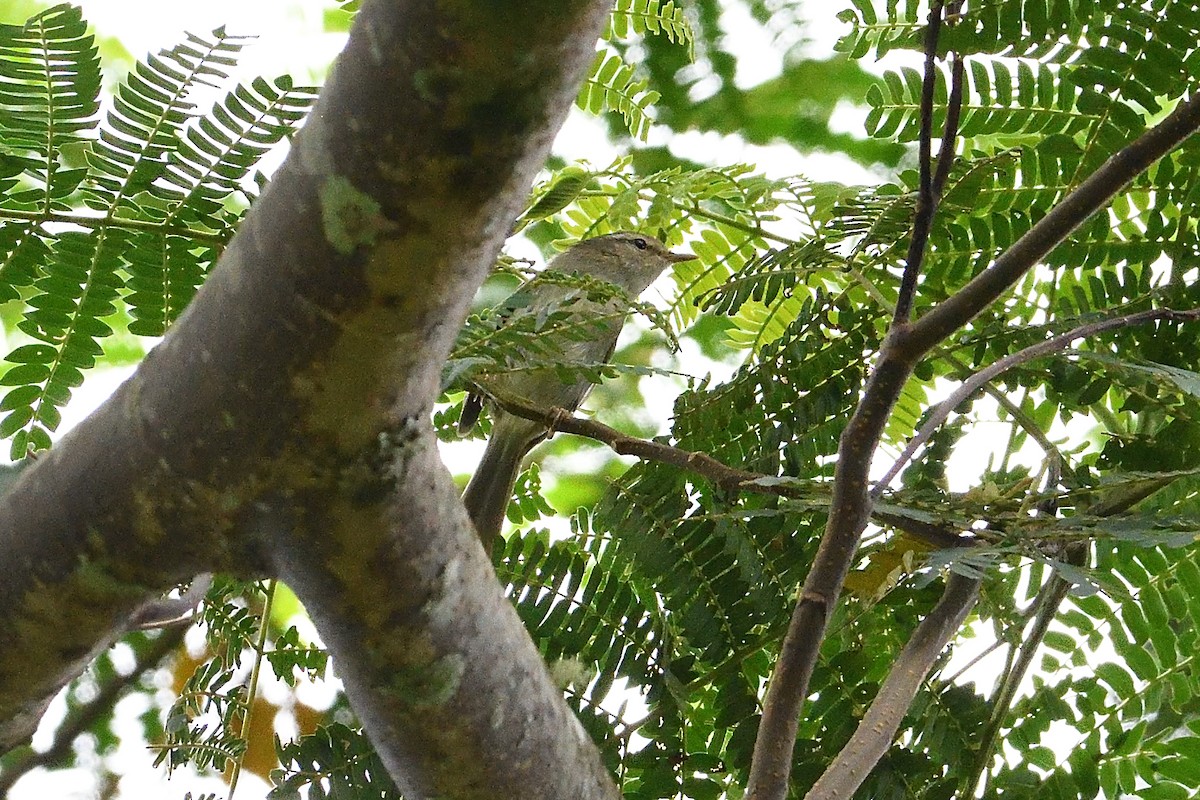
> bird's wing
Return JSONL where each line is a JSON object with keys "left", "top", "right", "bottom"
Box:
{"left": 457, "top": 391, "right": 486, "bottom": 437}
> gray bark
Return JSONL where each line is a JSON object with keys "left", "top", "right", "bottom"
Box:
{"left": 0, "top": 1, "right": 617, "bottom": 796}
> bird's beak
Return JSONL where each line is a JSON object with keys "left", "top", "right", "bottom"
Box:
{"left": 667, "top": 250, "right": 698, "bottom": 263}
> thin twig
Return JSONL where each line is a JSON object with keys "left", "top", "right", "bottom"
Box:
{"left": 964, "top": 546, "right": 1080, "bottom": 797}
{"left": 935, "top": 352, "right": 1064, "bottom": 470}
{"left": 576, "top": 189, "right": 797, "bottom": 247}
{"left": 486, "top": 394, "right": 971, "bottom": 550}
{"left": 942, "top": 635, "right": 1008, "bottom": 687}
{"left": 0, "top": 627, "right": 187, "bottom": 795}
{"left": 1, "top": 208, "right": 229, "bottom": 245}
{"left": 224, "top": 579, "right": 276, "bottom": 799}
{"left": 900, "top": 90, "right": 1200, "bottom": 357}
{"left": 874, "top": 307, "right": 1200, "bottom": 495}
{"left": 932, "top": 54, "right": 965, "bottom": 199}
{"left": 932, "top": 0, "right": 967, "bottom": 203}
{"left": 893, "top": 0, "right": 947, "bottom": 324}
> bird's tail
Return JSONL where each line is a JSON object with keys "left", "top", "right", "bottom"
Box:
{"left": 461, "top": 417, "right": 536, "bottom": 555}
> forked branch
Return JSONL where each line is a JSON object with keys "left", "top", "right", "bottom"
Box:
{"left": 746, "top": 9, "right": 1200, "bottom": 798}
{"left": 876, "top": 307, "right": 1200, "bottom": 494}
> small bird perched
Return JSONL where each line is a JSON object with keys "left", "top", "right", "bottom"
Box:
{"left": 460, "top": 231, "right": 695, "bottom": 554}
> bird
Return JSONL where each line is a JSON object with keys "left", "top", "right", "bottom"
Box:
{"left": 459, "top": 231, "right": 696, "bottom": 555}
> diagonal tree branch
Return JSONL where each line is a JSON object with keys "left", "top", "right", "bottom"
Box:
{"left": 876, "top": 307, "right": 1200, "bottom": 495}
{"left": 0, "top": 0, "right": 618, "bottom": 796}
{"left": 804, "top": 572, "right": 981, "bottom": 800}
{"left": 899, "top": 90, "right": 1200, "bottom": 358}
{"left": 747, "top": 15, "right": 1200, "bottom": 800}
{"left": 486, "top": 393, "right": 973, "bottom": 549}
{"left": 0, "top": 627, "right": 187, "bottom": 796}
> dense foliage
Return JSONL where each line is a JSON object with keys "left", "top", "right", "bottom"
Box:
{"left": 1, "top": 1, "right": 1199, "bottom": 798}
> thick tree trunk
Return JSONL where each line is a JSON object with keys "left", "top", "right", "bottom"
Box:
{"left": 0, "top": 0, "right": 617, "bottom": 796}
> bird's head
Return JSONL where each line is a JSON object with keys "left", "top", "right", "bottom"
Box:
{"left": 550, "top": 231, "right": 696, "bottom": 294}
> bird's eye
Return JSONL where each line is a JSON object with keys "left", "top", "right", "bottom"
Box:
{"left": 633, "top": 238, "right": 648, "bottom": 250}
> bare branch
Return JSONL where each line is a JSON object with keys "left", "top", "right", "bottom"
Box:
{"left": 894, "top": 0, "right": 949, "bottom": 324}
{"left": 804, "top": 572, "right": 980, "bottom": 800}
{"left": 489, "top": 394, "right": 973, "bottom": 550}
{"left": 875, "top": 307, "right": 1200, "bottom": 495}
{"left": 900, "top": 91, "right": 1200, "bottom": 358}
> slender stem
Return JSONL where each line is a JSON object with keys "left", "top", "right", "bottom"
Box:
{"left": 964, "top": 545, "right": 1081, "bottom": 798}
{"left": 683, "top": 203, "right": 796, "bottom": 245}
{"left": 874, "top": 307, "right": 1200, "bottom": 494}
{"left": 942, "top": 635, "right": 1007, "bottom": 686}
{"left": 226, "top": 579, "right": 277, "bottom": 800}
{"left": 900, "top": 90, "right": 1200, "bottom": 357}
{"left": 1, "top": 208, "right": 229, "bottom": 244}
{"left": 576, "top": 188, "right": 797, "bottom": 246}
{"left": 893, "top": 0, "right": 948, "bottom": 324}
